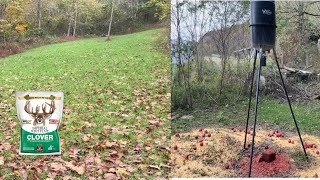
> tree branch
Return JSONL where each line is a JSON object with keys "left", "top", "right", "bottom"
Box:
{"left": 303, "top": 11, "right": 320, "bottom": 17}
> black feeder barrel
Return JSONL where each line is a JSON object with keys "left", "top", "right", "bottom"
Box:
{"left": 250, "top": 0, "right": 276, "bottom": 51}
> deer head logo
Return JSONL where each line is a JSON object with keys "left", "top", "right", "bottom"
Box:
{"left": 24, "top": 100, "right": 55, "bottom": 126}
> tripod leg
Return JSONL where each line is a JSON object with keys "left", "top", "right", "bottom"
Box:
{"left": 248, "top": 48, "right": 263, "bottom": 177}
{"left": 244, "top": 49, "right": 258, "bottom": 150}
{"left": 272, "top": 48, "right": 308, "bottom": 158}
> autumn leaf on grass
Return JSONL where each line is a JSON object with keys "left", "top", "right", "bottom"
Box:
{"left": 147, "top": 114, "right": 161, "bottom": 126}
{"left": 63, "top": 106, "right": 72, "bottom": 114}
{"left": 148, "top": 118, "right": 160, "bottom": 126}
{"left": 27, "top": 167, "right": 41, "bottom": 180}
{"left": 117, "top": 168, "right": 129, "bottom": 179}
{"left": 104, "top": 173, "right": 118, "bottom": 180}
{"left": 0, "top": 142, "right": 11, "bottom": 151}
{"left": 62, "top": 176, "right": 74, "bottom": 180}
{"left": 83, "top": 134, "right": 94, "bottom": 142}
{"left": 93, "top": 141, "right": 119, "bottom": 151}
{"left": 49, "top": 162, "right": 67, "bottom": 174}
{"left": 105, "top": 150, "right": 124, "bottom": 165}
{"left": 151, "top": 101, "right": 157, "bottom": 107}
{"left": 145, "top": 145, "right": 152, "bottom": 151}
{"left": 14, "top": 169, "right": 28, "bottom": 180}
{"left": 69, "top": 146, "right": 80, "bottom": 160}
{"left": 0, "top": 156, "right": 4, "bottom": 166}
{"left": 64, "top": 161, "right": 86, "bottom": 175}
{"left": 60, "top": 138, "right": 65, "bottom": 146}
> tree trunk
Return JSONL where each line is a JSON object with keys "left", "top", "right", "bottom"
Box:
{"left": 0, "top": 5, "right": 4, "bottom": 19}
{"left": 73, "top": 3, "right": 78, "bottom": 37}
{"left": 281, "top": 53, "right": 284, "bottom": 68}
{"left": 219, "top": 56, "right": 226, "bottom": 103}
{"left": 37, "top": 0, "right": 42, "bottom": 29}
{"left": 106, "top": 0, "right": 114, "bottom": 41}
{"left": 237, "top": 56, "right": 240, "bottom": 75}
{"left": 318, "top": 39, "right": 320, "bottom": 55}
{"left": 67, "top": 0, "right": 76, "bottom": 37}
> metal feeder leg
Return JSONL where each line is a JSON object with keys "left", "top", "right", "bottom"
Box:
{"left": 244, "top": 49, "right": 258, "bottom": 150}
{"left": 248, "top": 48, "right": 263, "bottom": 177}
{"left": 272, "top": 48, "right": 308, "bottom": 159}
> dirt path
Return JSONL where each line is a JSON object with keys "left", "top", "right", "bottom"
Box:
{"left": 171, "top": 127, "right": 320, "bottom": 178}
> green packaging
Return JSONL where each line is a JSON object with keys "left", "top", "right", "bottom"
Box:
{"left": 16, "top": 91, "right": 63, "bottom": 155}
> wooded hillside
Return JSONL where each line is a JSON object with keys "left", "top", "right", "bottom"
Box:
{"left": 0, "top": 0, "right": 169, "bottom": 45}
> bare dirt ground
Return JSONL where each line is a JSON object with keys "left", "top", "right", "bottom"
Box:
{"left": 171, "top": 127, "right": 320, "bottom": 178}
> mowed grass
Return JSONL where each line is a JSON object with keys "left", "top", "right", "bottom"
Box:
{"left": 0, "top": 29, "right": 170, "bottom": 179}
{"left": 172, "top": 97, "right": 320, "bottom": 135}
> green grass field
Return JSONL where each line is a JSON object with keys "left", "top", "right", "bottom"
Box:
{"left": 0, "top": 29, "right": 170, "bottom": 179}
{"left": 172, "top": 97, "right": 320, "bottom": 135}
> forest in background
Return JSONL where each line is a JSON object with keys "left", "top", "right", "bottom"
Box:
{"left": 171, "top": 1, "right": 320, "bottom": 111}
{"left": 0, "top": 0, "right": 170, "bottom": 56}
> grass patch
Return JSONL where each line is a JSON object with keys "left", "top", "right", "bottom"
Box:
{"left": 172, "top": 97, "right": 320, "bottom": 135}
{"left": 0, "top": 29, "right": 170, "bottom": 178}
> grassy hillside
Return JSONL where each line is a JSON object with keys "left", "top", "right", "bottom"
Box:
{"left": 0, "top": 29, "right": 170, "bottom": 179}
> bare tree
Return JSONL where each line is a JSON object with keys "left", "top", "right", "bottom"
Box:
{"left": 106, "top": 0, "right": 114, "bottom": 41}
{"left": 172, "top": 1, "right": 193, "bottom": 110}
{"left": 278, "top": 1, "right": 320, "bottom": 68}
{"left": 67, "top": 0, "right": 76, "bottom": 37}
{"left": 206, "top": 1, "right": 247, "bottom": 102}
{"left": 73, "top": 2, "right": 78, "bottom": 36}
{"left": 185, "top": 1, "right": 208, "bottom": 82}
{"left": 37, "top": 0, "right": 42, "bottom": 29}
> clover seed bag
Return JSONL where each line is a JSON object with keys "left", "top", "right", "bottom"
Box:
{"left": 16, "top": 91, "right": 63, "bottom": 155}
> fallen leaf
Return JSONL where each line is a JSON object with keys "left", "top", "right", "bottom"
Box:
{"left": 104, "top": 173, "right": 117, "bottom": 180}
{"left": 149, "top": 165, "right": 161, "bottom": 170}
{"left": 0, "top": 156, "right": 4, "bottom": 165}
{"left": 83, "top": 134, "right": 93, "bottom": 142}
{"left": 50, "top": 162, "right": 67, "bottom": 173}
{"left": 64, "top": 161, "right": 86, "bottom": 175}
{"left": 62, "top": 176, "right": 72, "bottom": 180}
{"left": 3, "top": 142, "right": 11, "bottom": 150}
